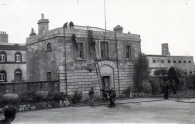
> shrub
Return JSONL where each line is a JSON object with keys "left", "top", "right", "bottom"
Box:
{"left": 47, "top": 92, "right": 70, "bottom": 102}
{"left": 2, "top": 93, "right": 19, "bottom": 105}
{"left": 122, "top": 86, "right": 131, "bottom": 97}
{"left": 71, "top": 90, "right": 82, "bottom": 104}
{"left": 149, "top": 79, "right": 161, "bottom": 95}
{"left": 143, "top": 83, "right": 152, "bottom": 93}
{"left": 33, "top": 91, "right": 48, "bottom": 102}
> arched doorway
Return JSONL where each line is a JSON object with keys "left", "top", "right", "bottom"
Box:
{"left": 100, "top": 65, "right": 114, "bottom": 90}
{"left": 14, "top": 69, "right": 22, "bottom": 82}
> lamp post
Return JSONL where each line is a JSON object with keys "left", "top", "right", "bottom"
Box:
{"left": 63, "top": 23, "right": 68, "bottom": 94}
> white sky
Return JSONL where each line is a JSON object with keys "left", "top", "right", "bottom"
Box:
{"left": 0, "top": 0, "right": 195, "bottom": 62}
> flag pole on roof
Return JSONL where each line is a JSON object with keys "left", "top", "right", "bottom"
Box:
{"left": 104, "top": 0, "right": 107, "bottom": 42}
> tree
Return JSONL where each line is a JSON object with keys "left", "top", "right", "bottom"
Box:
{"left": 133, "top": 53, "right": 150, "bottom": 92}
{"left": 154, "top": 68, "right": 168, "bottom": 76}
{"left": 168, "top": 67, "right": 179, "bottom": 94}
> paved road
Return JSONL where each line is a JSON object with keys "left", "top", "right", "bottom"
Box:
{"left": 1, "top": 98, "right": 195, "bottom": 124}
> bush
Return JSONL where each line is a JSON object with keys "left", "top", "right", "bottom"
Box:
{"left": 143, "top": 83, "right": 152, "bottom": 93}
{"left": 149, "top": 79, "right": 161, "bottom": 95}
{"left": 47, "top": 92, "right": 70, "bottom": 102}
{"left": 71, "top": 90, "right": 82, "bottom": 104}
{"left": 2, "top": 93, "right": 19, "bottom": 105}
{"left": 122, "top": 86, "right": 131, "bottom": 97}
{"left": 33, "top": 91, "right": 48, "bottom": 102}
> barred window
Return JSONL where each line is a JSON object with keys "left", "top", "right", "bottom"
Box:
{"left": 15, "top": 52, "right": 22, "bottom": 62}
{"left": 0, "top": 52, "right": 6, "bottom": 62}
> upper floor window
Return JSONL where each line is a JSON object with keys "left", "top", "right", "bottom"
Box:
{"left": 76, "top": 43, "right": 84, "bottom": 59}
{"left": 15, "top": 52, "right": 22, "bottom": 62}
{"left": 126, "top": 46, "right": 131, "bottom": 59}
{"left": 184, "top": 61, "right": 186, "bottom": 63}
{"left": 173, "top": 60, "right": 176, "bottom": 63}
{"left": 168, "top": 60, "right": 171, "bottom": 63}
{"left": 179, "top": 60, "right": 181, "bottom": 63}
{"left": 161, "top": 60, "right": 164, "bottom": 63}
{"left": 0, "top": 70, "right": 6, "bottom": 82}
{"left": 47, "top": 42, "right": 52, "bottom": 51}
{"left": 100, "top": 41, "right": 109, "bottom": 59}
{"left": 47, "top": 72, "right": 51, "bottom": 81}
{"left": 189, "top": 61, "right": 191, "bottom": 63}
{"left": 0, "top": 51, "right": 6, "bottom": 62}
{"left": 152, "top": 59, "right": 156, "bottom": 63}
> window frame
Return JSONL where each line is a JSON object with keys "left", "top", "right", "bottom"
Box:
{"left": 125, "top": 45, "right": 132, "bottom": 60}
{"left": 0, "top": 70, "right": 6, "bottom": 82}
{"left": 100, "top": 41, "right": 109, "bottom": 59}
{"left": 47, "top": 42, "right": 52, "bottom": 51}
{"left": 0, "top": 51, "right": 7, "bottom": 62}
{"left": 47, "top": 72, "right": 51, "bottom": 81}
{"left": 76, "top": 43, "right": 84, "bottom": 59}
{"left": 15, "top": 52, "right": 22, "bottom": 62}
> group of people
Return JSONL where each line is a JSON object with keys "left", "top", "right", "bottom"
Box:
{"left": 88, "top": 86, "right": 116, "bottom": 108}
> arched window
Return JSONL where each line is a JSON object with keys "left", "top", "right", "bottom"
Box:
{"left": 0, "top": 70, "right": 6, "bottom": 82}
{"left": 0, "top": 51, "right": 7, "bottom": 62}
{"left": 14, "top": 69, "right": 22, "bottom": 82}
{"left": 15, "top": 52, "right": 22, "bottom": 62}
{"left": 47, "top": 42, "right": 52, "bottom": 51}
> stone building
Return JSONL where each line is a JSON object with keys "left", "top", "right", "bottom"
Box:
{"left": 26, "top": 14, "right": 141, "bottom": 96}
{"left": 0, "top": 31, "right": 26, "bottom": 83}
{"left": 146, "top": 43, "right": 194, "bottom": 76}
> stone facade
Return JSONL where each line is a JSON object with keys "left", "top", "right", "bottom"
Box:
{"left": 0, "top": 32, "right": 26, "bottom": 83}
{"left": 26, "top": 15, "right": 141, "bottom": 96}
{"left": 146, "top": 44, "right": 194, "bottom": 76}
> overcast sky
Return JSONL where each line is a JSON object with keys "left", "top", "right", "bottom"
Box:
{"left": 0, "top": 0, "right": 195, "bottom": 61}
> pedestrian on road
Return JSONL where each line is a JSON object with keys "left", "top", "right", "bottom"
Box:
{"left": 0, "top": 106, "right": 17, "bottom": 124}
{"left": 89, "top": 87, "right": 94, "bottom": 106}
{"left": 164, "top": 81, "right": 169, "bottom": 99}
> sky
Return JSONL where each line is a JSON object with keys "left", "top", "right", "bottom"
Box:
{"left": 0, "top": 0, "right": 195, "bottom": 61}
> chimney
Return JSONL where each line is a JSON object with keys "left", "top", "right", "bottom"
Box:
{"left": 113, "top": 25, "right": 123, "bottom": 33}
{"left": 37, "top": 14, "right": 49, "bottom": 35}
{"left": 0, "top": 31, "right": 8, "bottom": 43}
{"left": 162, "top": 43, "right": 170, "bottom": 55}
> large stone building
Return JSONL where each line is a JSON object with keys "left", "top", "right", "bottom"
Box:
{"left": 26, "top": 14, "right": 141, "bottom": 96}
{"left": 146, "top": 43, "right": 194, "bottom": 76}
{"left": 0, "top": 31, "right": 26, "bottom": 83}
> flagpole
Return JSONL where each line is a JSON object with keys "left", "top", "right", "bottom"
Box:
{"left": 104, "top": 0, "right": 106, "bottom": 41}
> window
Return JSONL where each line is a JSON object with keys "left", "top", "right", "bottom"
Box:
{"left": 47, "top": 43, "right": 52, "bottom": 51}
{"left": 173, "top": 60, "right": 176, "bottom": 63}
{"left": 184, "top": 61, "right": 186, "bottom": 63}
{"left": 47, "top": 72, "right": 51, "bottom": 81}
{"left": 126, "top": 46, "right": 131, "bottom": 59}
{"left": 100, "top": 41, "right": 109, "bottom": 58}
{"left": 168, "top": 60, "right": 171, "bottom": 63}
{"left": 189, "top": 61, "right": 191, "bottom": 63}
{"left": 190, "top": 72, "right": 192, "bottom": 74}
{"left": 179, "top": 60, "right": 181, "bottom": 63}
{"left": 15, "top": 52, "right": 22, "bottom": 62}
{"left": 14, "top": 69, "right": 22, "bottom": 82}
{"left": 152, "top": 59, "right": 156, "bottom": 63}
{"left": 161, "top": 60, "right": 164, "bottom": 63}
{"left": 76, "top": 43, "right": 84, "bottom": 59}
{"left": 0, "top": 70, "right": 6, "bottom": 82}
{"left": 0, "top": 51, "right": 6, "bottom": 62}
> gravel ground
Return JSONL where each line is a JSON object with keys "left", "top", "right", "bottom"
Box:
{"left": 0, "top": 98, "right": 194, "bottom": 124}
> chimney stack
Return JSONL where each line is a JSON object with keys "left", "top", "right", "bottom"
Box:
{"left": 37, "top": 13, "right": 49, "bottom": 35}
{"left": 113, "top": 25, "right": 123, "bottom": 33}
{"left": 162, "top": 43, "right": 170, "bottom": 55}
{"left": 0, "top": 31, "right": 8, "bottom": 43}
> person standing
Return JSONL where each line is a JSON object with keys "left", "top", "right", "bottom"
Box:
{"left": 164, "top": 81, "right": 169, "bottom": 99}
{"left": 109, "top": 88, "right": 116, "bottom": 107}
{"left": 88, "top": 87, "right": 94, "bottom": 106}
{"left": 0, "top": 106, "right": 17, "bottom": 124}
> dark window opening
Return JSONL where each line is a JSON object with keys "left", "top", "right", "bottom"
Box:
{"left": 47, "top": 72, "right": 51, "bottom": 81}
{"left": 76, "top": 43, "right": 84, "bottom": 59}
{"left": 47, "top": 43, "right": 52, "bottom": 50}
{"left": 126, "top": 46, "right": 131, "bottom": 59}
{"left": 100, "top": 41, "right": 109, "bottom": 59}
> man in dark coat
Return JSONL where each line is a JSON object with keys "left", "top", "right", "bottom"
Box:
{"left": 88, "top": 87, "right": 94, "bottom": 106}
{"left": 109, "top": 88, "right": 116, "bottom": 107}
{"left": 0, "top": 106, "right": 17, "bottom": 124}
{"left": 164, "top": 81, "right": 169, "bottom": 99}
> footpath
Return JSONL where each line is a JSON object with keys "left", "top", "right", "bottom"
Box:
{"left": 71, "top": 97, "right": 195, "bottom": 107}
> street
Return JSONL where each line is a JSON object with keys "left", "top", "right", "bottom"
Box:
{"left": 1, "top": 98, "right": 195, "bottom": 124}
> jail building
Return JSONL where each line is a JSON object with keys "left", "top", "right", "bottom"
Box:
{"left": 26, "top": 14, "right": 141, "bottom": 96}
{"left": 146, "top": 43, "right": 194, "bottom": 76}
{"left": 0, "top": 31, "right": 26, "bottom": 83}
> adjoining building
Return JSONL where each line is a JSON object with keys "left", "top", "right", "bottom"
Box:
{"left": 146, "top": 43, "right": 194, "bottom": 76}
{"left": 0, "top": 31, "right": 26, "bottom": 83}
{"left": 26, "top": 14, "right": 141, "bottom": 96}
